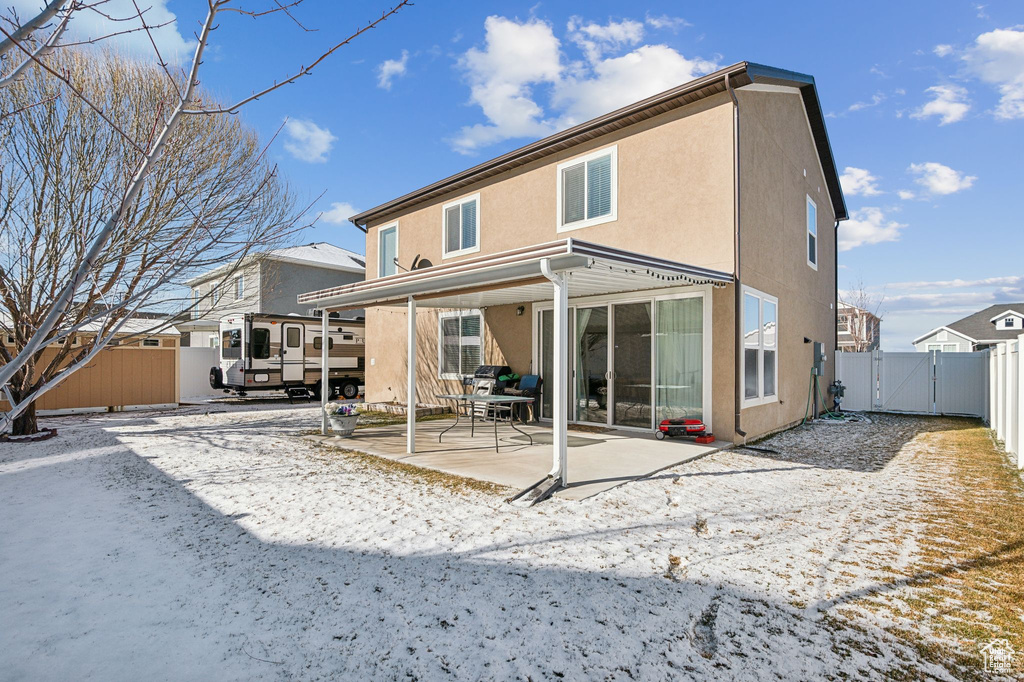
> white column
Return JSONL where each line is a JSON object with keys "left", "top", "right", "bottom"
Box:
{"left": 551, "top": 272, "right": 568, "bottom": 485}
{"left": 321, "top": 307, "right": 329, "bottom": 435}
{"left": 407, "top": 296, "right": 417, "bottom": 454}
{"left": 996, "top": 343, "right": 1006, "bottom": 442}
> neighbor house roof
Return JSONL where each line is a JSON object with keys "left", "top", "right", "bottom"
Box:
{"left": 913, "top": 303, "right": 1024, "bottom": 344}
{"left": 186, "top": 242, "right": 365, "bottom": 287}
{"left": 350, "top": 61, "right": 848, "bottom": 229}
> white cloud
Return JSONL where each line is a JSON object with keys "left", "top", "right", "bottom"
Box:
{"left": 566, "top": 17, "right": 644, "bottom": 63}
{"left": 848, "top": 92, "right": 885, "bottom": 111}
{"left": 839, "top": 167, "right": 883, "bottom": 196}
{"left": 283, "top": 118, "right": 337, "bottom": 163}
{"left": 645, "top": 14, "right": 690, "bottom": 31}
{"left": 318, "top": 202, "right": 358, "bottom": 224}
{"left": 451, "top": 16, "right": 563, "bottom": 154}
{"left": 553, "top": 45, "right": 717, "bottom": 126}
{"left": 376, "top": 50, "right": 409, "bottom": 90}
{"left": 908, "top": 161, "right": 976, "bottom": 195}
{"left": 910, "top": 84, "right": 970, "bottom": 125}
{"left": 933, "top": 44, "right": 954, "bottom": 57}
{"left": 451, "top": 15, "right": 717, "bottom": 153}
{"left": 837, "top": 207, "right": 906, "bottom": 251}
{"left": 897, "top": 189, "right": 916, "bottom": 200}
{"left": 7, "top": 0, "right": 193, "bottom": 60}
{"left": 963, "top": 27, "right": 1024, "bottom": 120}
{"left": 888, "top": 275, "right": 1024, "bottom": 290}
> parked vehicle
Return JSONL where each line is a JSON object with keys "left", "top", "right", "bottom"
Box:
{"left": 209, "top": 313, "right": 364, "bottom": 399}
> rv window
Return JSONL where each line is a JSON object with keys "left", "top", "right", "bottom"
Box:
{"left": 250, "top": 328, "right": 270, "bottom": 359}
{"left": 222, "top": 329, "right": 242, "bottom": 359}
{"left": 342, "top": 334, "right": 354, "bottom": 341}
{"left": 286, "top": 327, "right": 302, "bottom": 348}
{"left": 313, "top": 336, "right": 335, "bottom": 350}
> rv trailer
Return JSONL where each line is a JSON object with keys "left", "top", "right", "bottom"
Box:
{"left": 209, "top": 313, "right": 364, "bottom": 399}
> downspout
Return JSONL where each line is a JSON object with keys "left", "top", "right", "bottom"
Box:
{"left": 726, "top": 73, "right": 746, "bottom": 439}
{"left": 833, "top": 218, "right": 840, "bottom": 404}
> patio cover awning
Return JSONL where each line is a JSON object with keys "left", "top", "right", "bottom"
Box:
{"left": 297, "top": 238, "right": 732, "bottom": 312}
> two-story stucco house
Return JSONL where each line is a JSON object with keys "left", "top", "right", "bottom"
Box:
{"left": 181, "top": 242, "right": 365, "bottom": 347}
{"left": 298, "top": 62, "right": 848, "bottom": 482}
{"left": 913, "top": 303, "right": 1024, "bottom": 352}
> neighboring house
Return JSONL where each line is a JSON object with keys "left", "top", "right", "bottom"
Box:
{"left": 299, "top": 61, "right": 847, "bottom": 448}
{"left": 181, "top": 243, "right": 365, "bottom": 347}
{"left": 837, "top": 303, "right": 881, "bottom": 352}
{"left": 913, "top": 303, "right": 1024, "bottom": 352}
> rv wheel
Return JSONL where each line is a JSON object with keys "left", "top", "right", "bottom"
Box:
{"left": 341, "top": 381, "right": 359, "bottom": 400}
{"left": 209, "top": 367, "right": 224, "bottom": 389}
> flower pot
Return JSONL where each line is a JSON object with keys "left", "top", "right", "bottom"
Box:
{"left": 328, "top": 414, "right": 358, "bottom": 437}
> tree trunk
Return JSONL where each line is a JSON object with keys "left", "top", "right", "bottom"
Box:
{"left": 12, "top": 399, "right": 38, "bottom": 436}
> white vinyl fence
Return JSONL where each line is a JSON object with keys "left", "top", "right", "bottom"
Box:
{"left": 838, "top": 340, "right": 1024, "bottom": 470}
{"left": 990, "top": 337, "right": 1023, "bottom": 469}
{"left": 837, "top": 350, "right": 988, "bottom": 417}
{"left": 180, "top": 347, "right": 221, "bottom": 398}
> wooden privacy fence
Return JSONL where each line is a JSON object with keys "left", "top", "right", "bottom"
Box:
{"left": 0, "top": 338, "right": 179, "bottom": 413}
{"left": 836, "top": 350, "right": 988, "bottom": 418}
{"left": 990, "top": 337, "right": 1023, "bottom": 469}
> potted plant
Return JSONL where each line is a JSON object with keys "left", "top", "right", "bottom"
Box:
{"left": 324, "top": 402, "right": 359, "bottom": 437}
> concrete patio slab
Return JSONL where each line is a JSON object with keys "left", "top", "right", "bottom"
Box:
{"left": 306, "top": 419, "right": 730, "bottom": 500}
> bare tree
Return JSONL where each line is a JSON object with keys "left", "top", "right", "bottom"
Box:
{"left": 839, "top": 279, "right": 884, "bottom": 352}
{"left": 0, "top": 1, "right": 411, "bottom": 436}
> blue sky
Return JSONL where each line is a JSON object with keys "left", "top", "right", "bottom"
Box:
{"left": 20, "top": 0, "right": 1024, "bottom": 349}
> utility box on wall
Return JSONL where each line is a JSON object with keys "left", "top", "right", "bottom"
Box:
{"left": 812, "top": 341, "right": 826, "bottom": 376}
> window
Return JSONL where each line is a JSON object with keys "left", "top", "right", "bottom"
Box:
{"left": 806, "top": 196, "right": 817, "bottom": 269}
{"left": 442, "top": 194, "right": 479, "bottom": 257}
{"left": 313, "top": 336, "right": 334, "bottom": 350}
{"left": 286, "top": 327, "right": 302, "bottom": 348}
{"left": 192, "top": 289, "right": 200, "bottom": 319}
{"left": 557, "top": 146, "right": 617, "bottom": 231}
{"left": 742, "top": 287, "right": 778, "bottom": 407}
{"left": 943, "top": 344, "right": 957, "bottom": 352}
{"left": 142, "top": 338, "right": 160, "bottom": 347}
{"left": 439, "top": 310, "right": 482, "bottom": 379}
{"left": 234, "top": 276, "right": 244, "bottom": 300}
{"left": 222, "top": 328, "right": 242, "bottom": 359}
{"left": 250, "top": 328, "right": 270, "bottom": 359}
{"left": 378, "top": 223, "right": 398, "bottom": 277}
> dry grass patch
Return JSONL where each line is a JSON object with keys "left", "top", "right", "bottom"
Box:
{"left": 845, "top": 421, "right": 1024, "bottom": 678}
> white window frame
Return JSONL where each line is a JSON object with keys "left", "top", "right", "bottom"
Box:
{"left": 441, "top": 193, "right": 481, "bottom": 259}
{"left": 741, "top": 286, "right": 779, "bottom": 408}
{"left": 377, "top": 222, "right": 399, "bottom": 278}
{"left": 234, "top": 275, "right": 244, "bottom": 300}
{"left": 806, "top": 195, "right": 818, "bottom": 271}
{"left": 438, "top": 309, "right": 484, "bottom": 380}
{"left": 556, "top": 145, "right": 618, "bottom": 232}
{"left": 192, "top": 289, "right": 200, "bottom": 319}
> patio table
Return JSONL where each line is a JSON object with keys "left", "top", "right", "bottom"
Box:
{"left": 434, "top": 394, "right": 536, "bottom": 452}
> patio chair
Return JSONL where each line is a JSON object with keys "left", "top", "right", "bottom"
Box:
{"left": 505, "top": 374, "right": 541, "bottom": 422}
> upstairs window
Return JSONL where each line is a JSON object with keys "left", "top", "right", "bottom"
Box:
{"left": 234, "top": 276, "right": 244, "bottom": 300}
{"left": 557, "top": 146, "right": 617, "bottom": 231}
{"left": 742, "top": 287, "right": 778, "bottom": 407}
{"left": 439, "top": 310, "right": 482, "bottom": 379}
{"left": 806, "top": 196, "right": 818, "bottom": 269}
{"left": 192, "top": 289, "right": 200, "bottom": 319}
{"left": 378, "top": 223, "right": 398, "bottom": 277}
{"left": 442, "top": 194, "right": 479, "bottom": 257}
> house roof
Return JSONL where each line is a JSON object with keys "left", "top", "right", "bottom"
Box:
{"left": 186, "top": 242, "right": 365, "bottom": 286}
{"left": 349, "top": 61, "right": 848, "bottom": 228}
{"left": 914, "top": 303, "right": 1024, "bottom": 344}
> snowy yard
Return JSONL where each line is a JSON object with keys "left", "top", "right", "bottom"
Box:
{"left": 1, "top": 403, "right": 1021, "bottom": 680}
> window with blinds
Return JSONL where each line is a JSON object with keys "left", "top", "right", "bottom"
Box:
{"left": 442, "top": 195, "right": 480, "bottom": 257}
{"left": 439, "top": 310, "right": 483, "bottom": 378}
{"left": 378, "top": 224, "right": 398, "bottom": 277}
{"left": 557, "top": 146, "right": 616, "bottom": 230}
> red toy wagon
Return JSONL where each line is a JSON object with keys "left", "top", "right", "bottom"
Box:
{"left": 655, "top": 418, "right": 715, "bottom": 444}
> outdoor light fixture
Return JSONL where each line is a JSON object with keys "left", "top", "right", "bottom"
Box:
{"left": 516, "top": 306, "right": 525, "bottom": 316}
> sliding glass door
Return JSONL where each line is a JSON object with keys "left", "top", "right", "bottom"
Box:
{"left": 612, "top": 302, "right": 652, "bottom": 427}
{"left": 537, "top": 293, "right": 705, "bottom": 430}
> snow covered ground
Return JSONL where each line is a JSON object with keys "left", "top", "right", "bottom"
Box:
{"left": 0, "top": 403, "right": 975, "bottom": 680}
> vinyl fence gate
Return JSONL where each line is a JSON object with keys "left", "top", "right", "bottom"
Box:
{"left": 836, "top": 350, "right": 988, "bottom": 418}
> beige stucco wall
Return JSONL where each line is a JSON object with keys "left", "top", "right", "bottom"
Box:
{"left": 362, "top": 85, "right": 840, "bottom": 444}
{"left": 734, "top": 87, "right": 838, "bottom": 440}
{"left": 363, "top": 92, "right": 735, "bottom": 279}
